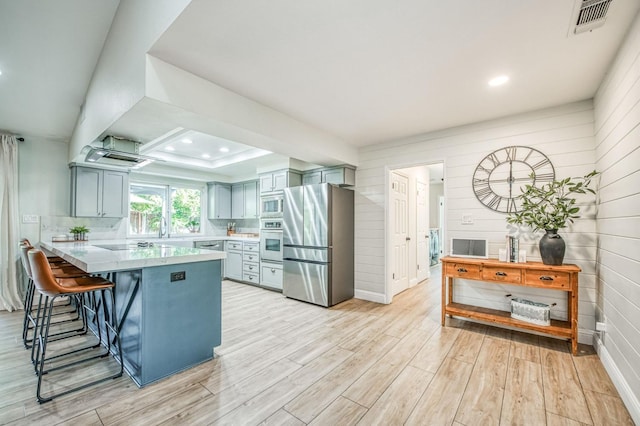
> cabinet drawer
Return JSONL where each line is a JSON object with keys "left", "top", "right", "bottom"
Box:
{"left": 482, "top": 266, "right": 522, "bottom": 283}
{"left": 261, "top": 264, "right": 283, "bottom": 290}
{"left": 227, "top": 241, "right": 243, "bottom": 251}
{"left": 445, "top": 263, "right": 481, "bottom": 279}
{"left": 243, "top": 271, "right": 260, "bottom": 284}
{"left": 243, "top": 252, "right": 259, "bottom": 263}
{"left": 244, "top": 242, "right": 259, "bottom": 252}
{"left": 524, "top": 271, "right": 570, "bottom": 289}
{"left": 243, "top": 262, "right": 260, "bottom": 273}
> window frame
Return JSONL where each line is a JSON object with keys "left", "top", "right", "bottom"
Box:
{"left": 128, "top": 181, "right": 204, "bottom": 238}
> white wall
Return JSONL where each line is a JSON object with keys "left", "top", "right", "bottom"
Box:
{"left": 593, "top": 12, "right": 640, "bottom": 423}
{"left": 355, "top": 101, "right": 597, "bottom": 340}
{"left": 18, "top": 137, "right": 70, "bottom": 243}
{"left": 429, "top": 182, "right": 443, "bottom": 229}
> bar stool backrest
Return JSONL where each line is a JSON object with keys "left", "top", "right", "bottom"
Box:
{"left": 19, "top": 242, "right": 34, "bottom": 279}
{"left": 28, "top": 249, "right": 64, "bottom": 297}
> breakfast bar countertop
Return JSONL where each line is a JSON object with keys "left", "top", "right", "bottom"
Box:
{"left": 40, "top": 240, "right": 226, "bottom": 273}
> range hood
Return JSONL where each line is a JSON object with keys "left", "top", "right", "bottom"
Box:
{"left": 84, "top": 136, "right": 156, "bottom": 168}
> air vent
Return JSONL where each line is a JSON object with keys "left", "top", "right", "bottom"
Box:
{"left": 573, "top": 0, "right": 613, "bottom": 34}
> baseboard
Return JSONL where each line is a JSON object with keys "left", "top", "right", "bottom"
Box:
{"left": 354, "top": 289, "right": 388, "bottom": 304}
{"left": 594, "top": 334, "right": 640, "bottom": 425}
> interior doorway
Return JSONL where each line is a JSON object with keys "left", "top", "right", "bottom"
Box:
{"left": 386, "top": 161, "right": 444, "bottom": 303}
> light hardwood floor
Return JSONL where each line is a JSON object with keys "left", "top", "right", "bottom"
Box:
{"left": 0, "top": 266, "right": 634, "bottom": 425}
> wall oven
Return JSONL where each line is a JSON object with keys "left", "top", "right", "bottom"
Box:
{"left": 261, "top": 194, "right": 284, "bottom": 217}
{"left": 260, "top": 219, "right": 283, "bottom": 262}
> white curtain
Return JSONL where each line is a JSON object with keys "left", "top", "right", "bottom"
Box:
{"left": 0, "top": 135, "right": 23, "bottom": 311}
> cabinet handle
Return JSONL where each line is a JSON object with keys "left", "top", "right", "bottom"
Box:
{"left": 539, "top": 276, "right": 554, "bottom": 281}
{"left": 495, "top": 272, "right": 507, "bottom": 277}
{"left": 457, "top": 268, "right": 467, "bottom": 273}
{"left": 271, "top": 268, "right": 276, "bottom": 273}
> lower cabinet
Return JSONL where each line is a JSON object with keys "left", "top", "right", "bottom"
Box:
{"left": 224, "top": 240, "right": 261, "bottom": 285}
{"left": 225, "top": 242, "right": 243, "bottom": 281}
{"left": 261, "top": 262, "right": 283, "bottom": 291}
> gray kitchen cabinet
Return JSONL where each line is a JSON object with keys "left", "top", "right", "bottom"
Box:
{"left": 207, "top": 182, "right": 231, "bottom": 219}
{"left": 302, "top": 170, "right": 322, "bottom": 185}
{"left": 261, "top": 261, "right": 283, "bottom": 291}
{"left": 231, "top": 180, "right": 259, "bottom": 219}
{"left": 244, "top": 180, "right": 258, "bottom": 218}
{"left": 302, "top": 166, "right": 356, "bottom": 187}
{"left": 231, "top": 183, "right": 244, "bottom": 219}
{"left": 225, "top": 242, "right": 243, "bottom": 280}
{"left": 70, "top": 165, "right": 129, "bottom": 218}
{"left": 259, "top": 170, "right": 301, "bottom": 194}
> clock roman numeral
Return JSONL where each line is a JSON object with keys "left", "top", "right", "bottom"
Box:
{"left": 506, "top": 198, "right": 518, "bottom": 213}
{"left": 487, "top": 153, "right": 500, "bottom": 167}
{"left": 505, "top": 146, "right": 517, "bottom": 162}
{"left": 535, "top": 173, "right": 555, "bottom": 181}
{"left": 486, "top": 194, "right": 503, "bottom": 210}
{"left": 475, "top": 184, "right": 492, "bottom": 199}
{"left": 532, "top": 158, "right": 551, "bottom": 170}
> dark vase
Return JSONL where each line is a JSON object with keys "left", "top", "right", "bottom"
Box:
{"left": 539, "top": 229, "right": 565, "bottom": 265}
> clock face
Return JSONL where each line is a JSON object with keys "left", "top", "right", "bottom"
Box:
{"left": 472, "top": 146, "right": 555, "bottom": 213}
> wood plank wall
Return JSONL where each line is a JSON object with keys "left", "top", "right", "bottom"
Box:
{"left": 355, "top": 100, "right": 598, "bottom": 341}
{"left": 593, "top": 12, "right": 640, "bottom": 423}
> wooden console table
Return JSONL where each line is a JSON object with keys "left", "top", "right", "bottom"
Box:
{"left": 441, "top": 256, "right": 581, "bottom": 355}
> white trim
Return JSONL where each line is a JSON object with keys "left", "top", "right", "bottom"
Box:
{"left": 594, "top": 335, "right": 640, "bottom": 425}
{"left": 355, "top": 289, "right": 388, "bottom": 304}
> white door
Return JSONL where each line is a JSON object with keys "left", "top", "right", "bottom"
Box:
{"left": 416, "top": 179, "right": 430, "bottom": 282}
{"left": 391, "top": 172, "right": 409, "bottom": 296}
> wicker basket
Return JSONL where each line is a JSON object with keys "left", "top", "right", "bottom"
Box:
{"left": 510, "top": 298, "right": 551, "bottom": 326}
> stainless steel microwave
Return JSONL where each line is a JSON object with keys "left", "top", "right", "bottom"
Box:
{"left": 261, "top": 194, "right": 284, "bottom": 217}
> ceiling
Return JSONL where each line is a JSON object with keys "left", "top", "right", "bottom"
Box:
{"left": 2, "top": 1, "right": 639, "bottom": 175}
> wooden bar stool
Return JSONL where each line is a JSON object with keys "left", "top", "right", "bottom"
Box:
{"left": 19, "top": 243, "right": 89, "bottom": 351}
{"left": 28, "top": 249, "right": 123, "bottom": 403}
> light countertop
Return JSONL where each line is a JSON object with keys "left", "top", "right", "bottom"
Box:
{"left": 40, "top": 240, "right": 226, "bottom": 273}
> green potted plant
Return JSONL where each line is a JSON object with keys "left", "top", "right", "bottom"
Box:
{"left": 506, "top": 170, "right": 598, "bottom": 265}
{"left": 69, "top": 225, "right": 90, "bottom": 241}
{"left": 186, "top": 217, "right": 200, "bottom": 233}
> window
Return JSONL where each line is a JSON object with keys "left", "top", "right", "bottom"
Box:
{"left": 129, "top": 183, "right": 202, "bottom": 237}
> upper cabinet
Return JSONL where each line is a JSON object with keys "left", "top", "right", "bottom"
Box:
{"left": 259, "top": 169, "right": 302, "bottom": 194}
{"left": 207, "top": 182, "right": 232, "bottom": 219}
{"left": 302, "top": 166, "right": 356, "bottom": 187}
{"left": 231, "top": 180, "right": 258, "bottom": 219}
{"left": 70, "top": 165, "right": 129, "bottom": 218}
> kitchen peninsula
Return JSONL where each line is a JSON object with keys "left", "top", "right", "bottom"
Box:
{"left": 40, "top": 241, "right": 225, "bottom": 387}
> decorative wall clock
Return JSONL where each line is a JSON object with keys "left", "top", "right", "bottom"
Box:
{"left": 472, "top": 146, "right": 555, "bottom": 213}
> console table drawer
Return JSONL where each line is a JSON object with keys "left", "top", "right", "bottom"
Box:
{"left": 445, "top": 263, "right": 481, "bottom": 279}
{"left": 482, "top": 266, "right": 522, "bottom": 283}
{"left": 525, "top": 271, "right": 570, "bottom": 289}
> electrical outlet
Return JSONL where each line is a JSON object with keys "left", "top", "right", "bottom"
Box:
{"left": 22, "top": 214, "right": 39, "bottom": 224}
{"left": 462, "top": 215, "right": 473, "bottom": 225}
{"left": 595, "top": 322, "right": 607, "bottom": 332}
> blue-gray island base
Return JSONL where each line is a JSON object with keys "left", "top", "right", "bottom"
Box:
{"left": 112, "top": 260, "right": 221, "bottom": 387}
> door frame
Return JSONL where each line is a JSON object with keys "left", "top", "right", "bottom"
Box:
{"left": 384, "top": 159, "right": 446, "bottom": 304}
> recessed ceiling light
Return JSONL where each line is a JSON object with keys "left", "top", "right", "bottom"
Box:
{"left": 181, "top": 139, "right": 192, "bottom": 144}
{"left": 488, "top": 75, "right": 509, "bottom": 87}
{"left": 219, "top": 147, "right": 229, "bottom": 153}
{"left": 165, "top": 146, "right": 175, "bottom": 151}
{"left": 202, "top": 153, "right": 211, "bottom": 159}
{"left": 0, "top": 69, "right": 3, "bottom": 76}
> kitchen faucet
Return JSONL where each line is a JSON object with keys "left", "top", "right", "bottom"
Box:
{"left": 159, "top": 216, "right": 167, "bottom": 239}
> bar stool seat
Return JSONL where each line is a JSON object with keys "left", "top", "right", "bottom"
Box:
{"left": 28, "top": 249, "right": 123, "bottom": 403}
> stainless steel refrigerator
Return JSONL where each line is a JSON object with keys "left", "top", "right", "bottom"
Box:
{"left": 283, "top": 183, "right": 354, "bottom": 307}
